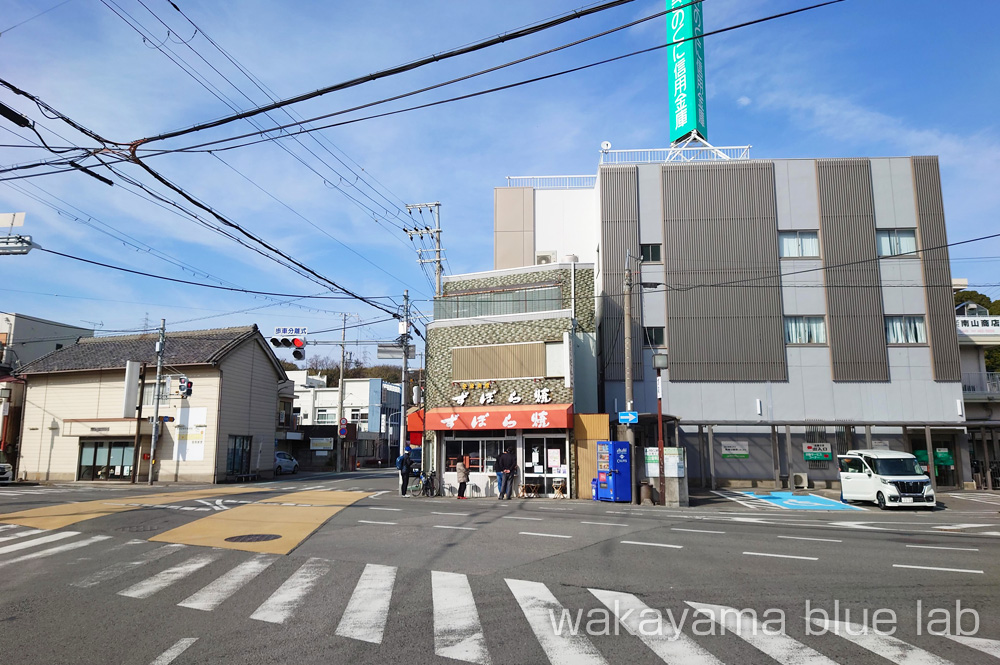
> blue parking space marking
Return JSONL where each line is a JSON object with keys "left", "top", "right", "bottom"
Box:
{"left": 738, "top": 491, "right": 865, "bottom": 511}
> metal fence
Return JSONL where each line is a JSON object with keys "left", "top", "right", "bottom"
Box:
{"left": 434, "top": 286, "right": 563, "bottom": 320}
{"left": 962, "top": 372, "right": 1000, "bottom": 394}
{"left": 505, "top": 175, "right": 596, "bottom": 189}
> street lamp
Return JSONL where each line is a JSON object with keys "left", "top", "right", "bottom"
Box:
{"left": 653, "top": 353, "right": 669, "bottom": 506}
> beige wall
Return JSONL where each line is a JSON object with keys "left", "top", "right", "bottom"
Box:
{"left": 494, "top": 187, "right": 534, "bottom": 269}
{"left": 19, "top": 368, "right": 224, "bottom": 483}
{"left": 217, "top": 338, "right": 282, "bottom": 480}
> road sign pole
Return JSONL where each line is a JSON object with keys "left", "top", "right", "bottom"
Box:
{"left": 336, "top": 314, "right": 346, "bottom": 473}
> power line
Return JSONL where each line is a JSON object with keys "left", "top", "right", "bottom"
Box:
{"left": 131, "top": 0, "right": 641, "bottom": 147}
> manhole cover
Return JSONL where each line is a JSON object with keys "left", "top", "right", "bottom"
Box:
{"left": 225, "top": 534, "right": 281, "bottom": 543}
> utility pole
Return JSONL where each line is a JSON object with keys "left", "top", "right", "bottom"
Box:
{"left": 400, "top": 290, "right": 410, "bottom": 457}
{"left": 148, "top": 319, "right": 166, "bottom": 485}
{"left": 130, "top": 363, "right": 147, "bottom": 483}
{"left": 624, "top": 266, "right": 638, "bottom": 504}
{"left": 336, "top": 313, "right": 347, "bottom": 473}
{"left": 404, "top": 202, "right": 444, "bottom": 296}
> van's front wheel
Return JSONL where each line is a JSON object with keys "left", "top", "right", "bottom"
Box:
{"left": 876, "top": 492, "right": 887, "bottom": 510}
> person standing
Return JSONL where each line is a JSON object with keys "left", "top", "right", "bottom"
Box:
{"left": 456, "top": 460, "right": 469, "bottom": 499}
{"left": 397, "top": 446, "right": 413, "bottom": 496}
{"left": 497, "top": 446, "right": 517, "bottom": 500}
{"left": 494, "top": 456, "right": 504, "bottom": 499}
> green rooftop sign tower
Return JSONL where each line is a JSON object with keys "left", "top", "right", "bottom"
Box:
{"left": 667, "top": 0, "right": 708, "bottom": 143}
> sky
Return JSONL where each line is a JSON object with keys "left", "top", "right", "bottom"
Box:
{"left": 1, "top": 0, "right": 999, "bottom": 366}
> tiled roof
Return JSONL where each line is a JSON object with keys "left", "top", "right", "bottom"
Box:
{"left": 17, "top": 326, "right": 260, "bottom": 374}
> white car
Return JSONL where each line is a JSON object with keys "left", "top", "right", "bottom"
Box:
{"left": 838, "top": 449, "right": 935, "bottom": 510}
{"left": 274, "top": 451, "right": 298, "bottom": 476}
{"left": 0, "top": 463, "right": 11, "bottom": 482}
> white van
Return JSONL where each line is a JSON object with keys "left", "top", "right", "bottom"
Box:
{"left": 837, "top": 449, "right": 935, "bottom": 510}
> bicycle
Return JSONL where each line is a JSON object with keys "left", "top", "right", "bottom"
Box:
{"left": 409, "top": 469, "right": 435, "bottom": 496}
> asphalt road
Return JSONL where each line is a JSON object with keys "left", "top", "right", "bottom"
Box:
{"left": 1, "top": 473, "right": 999, "bottom": 665}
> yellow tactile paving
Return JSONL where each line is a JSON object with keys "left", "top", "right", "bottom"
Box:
{"left": 150, "top": 490, "right": 371, "bottom": 554}
{"left": 0, "top": 487, "right": 262, "bottom": 530}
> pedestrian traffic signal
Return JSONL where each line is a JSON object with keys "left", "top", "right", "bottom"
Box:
{"left": 269, "top": 336, "right": 306, "bottom": 360}
{"left": 181, "top": 379, "right": 193, "bottom": 397}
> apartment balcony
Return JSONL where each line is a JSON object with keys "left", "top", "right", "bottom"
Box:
{"left": 962, "top": 372, "right": 1000, "bottom": 398}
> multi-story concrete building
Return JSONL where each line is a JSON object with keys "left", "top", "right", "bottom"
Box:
{"left": 424, "top": 261, "right": 601, "bottom": 498}
{"left": 286, "top": 371, "right": 401, "bottom": 470}
{"left": 955, "top": 298, "right": 1000, "bottom": 488}
{"left": 496, "top": 148, "right": 983, "bottom": 492}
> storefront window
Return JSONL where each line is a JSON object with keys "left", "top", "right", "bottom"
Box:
{"left": 78, "top": 440, "right": 134, "bottom": 481}
{"left": 522, "top": 436, "right": 569, "bottom": 496}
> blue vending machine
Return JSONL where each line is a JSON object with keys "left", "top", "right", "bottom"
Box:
{"left": 596, "top": 441, "right": 632, "bottom": 502}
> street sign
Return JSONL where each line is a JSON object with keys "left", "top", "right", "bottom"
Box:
{"left": 340, "top": 418, "right": 348, "bottom": 426}
{"left": 339, "top": 427, "right": 348, "bottom": 437}
{"left": 802, "top": 442, "right": 832, "bottom": 461}
{"left": 376, "top": 344, "right": 415, "bottom": 359}
{"left": 618, "top": 411, "right": 638, "bottom": 424}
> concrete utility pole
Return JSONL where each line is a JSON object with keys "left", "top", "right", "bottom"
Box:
{"left": 623, "top": 267, "right": 638, "bottom": 505}
{"left": 336, "top": 314, "right": 347, "bottom": 473}
{"left": 404, "top": 202, "right": 444, "bottom": 297}
{"left": 400, "top": 290, "right": 410, "bottom": 455}
{"left": 148, "top": 320, "right": 166, "bottom": 485}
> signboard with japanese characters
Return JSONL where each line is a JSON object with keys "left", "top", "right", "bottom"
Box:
{"left": 720, "top": 440, "right": 749, "bottom": 459}
{"left": 273, "top": 326, "right": 307, "bottom": 335}
{"left": 426, "top": 404, "right": 572, "bottom": 431}
{"left": 667, "top": 0, "right": 707, "bottom": 142}
{"left": 802, "top": 442, "right": 832, "bottom": 461}
{"left": 956, "top": 317, "right": 1000, "bottom": 335}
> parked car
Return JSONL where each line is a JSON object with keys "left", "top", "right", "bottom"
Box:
{"left": 274, "top": 451, "right": 298, "bottom": 475}
{"left": 838, "top": 449, "right": 935, "bottom": 510}
{"left": 0, "top": 463, "right": 12, "bottom": 482}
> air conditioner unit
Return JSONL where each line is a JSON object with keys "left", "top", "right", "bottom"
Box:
{"left": 792, "top": 472, "right": 809, "bottom": 490}
{"left": 535, "top": 251, "right": 556, "bottom": 265}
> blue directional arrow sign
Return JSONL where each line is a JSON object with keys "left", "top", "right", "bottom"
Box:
{"left": 618, "top": 411, "right": 638, "bottom": 424}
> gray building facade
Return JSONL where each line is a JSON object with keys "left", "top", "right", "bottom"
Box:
{"left": 496, "top": 153, "right": 972, "bottom": 491}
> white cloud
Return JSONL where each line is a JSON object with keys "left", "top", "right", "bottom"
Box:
{"left": 737, "top": 96, "right": 752, "bottom": 107}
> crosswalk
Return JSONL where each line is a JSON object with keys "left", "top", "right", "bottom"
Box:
{"left": 0, "top": 524, "right": 996, "bottom": 664}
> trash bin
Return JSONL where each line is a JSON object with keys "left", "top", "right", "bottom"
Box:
{"left": 591, "top": 478, "right": 598, "bottom": 501}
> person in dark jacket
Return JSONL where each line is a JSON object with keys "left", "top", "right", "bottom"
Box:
{"left": 399, "top": 446, "right": 413, "bottom": 496}
{"left": 497, "top": 446, "right": 517, "bottom": 500}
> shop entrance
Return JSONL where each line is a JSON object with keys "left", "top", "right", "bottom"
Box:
{"left": 78, "top": 440, "right": 134, "bottom": 481}
{"left": 909, "top": 430, "right": 960, "bottom": 489}
{"left": 523, "top": 435, "right": 569, "bottom": 496}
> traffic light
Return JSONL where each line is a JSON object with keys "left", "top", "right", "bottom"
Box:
{"left": 269, "top": 336, "right": 306, "bottom": 360}
{"left": 178, "top": 378, "right": 192, "bottom": 398}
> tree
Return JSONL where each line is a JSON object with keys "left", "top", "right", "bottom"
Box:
{"left": 278, "top": 360, "right": 300, "bottom": 371}
{"left": 955, "top": 289, "right": 992, "bottom": 310}
{"left": 987, "top": 348, "right": 1000, "bottom": 374}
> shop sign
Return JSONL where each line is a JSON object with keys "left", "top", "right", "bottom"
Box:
{"left": 427, "top": 404, "right": 572, "bottom": 431}
{"left": 720, "top": 440, "right": 749, "bottom": 459}
{"left": 803, "top": 442, "right": 832, "bottom": 461}
{"left": 956, "top": 317, "right": 1000, "bottom": 335}
{"left": 310, "top": 437, "right": 334, "bottom": 451}
{"left": 667, "top": 0, "right": 707, "bottom": 142}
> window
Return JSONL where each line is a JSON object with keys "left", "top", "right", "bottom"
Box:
{"left": 885, "top": 316, "right": 927, "bottom": 344}
{"left": 226, "top": 435, "right": 252, "bottom": 475}
{"left": 141, "top": 378, "right": 171, "bottom": 406}
{"left": 784, "top": 316, "right": 827, "bottom": 344}
{"left": 876, "top": 229, "right": 917, "bottom": 257}
{"left": 349, "top": 408, "right": 368, "bottom": 426}
{"left": 640, "top": 243, "right": 662, "bottom": 262}
{"left": 643, "top": 326, "right": 665, "bottom": 347}
{"left": 838, "top": 457, "right": 865, "bottom": 474}
{"left": 315, "top": 409, "right": 336, "bottom": 424}
{"left": 778, "top": 231, "right": 820, "bottom": 258}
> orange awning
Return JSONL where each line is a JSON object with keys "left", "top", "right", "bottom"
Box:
{"left": 425, "top": 404, "right": 573, "bottom": 431}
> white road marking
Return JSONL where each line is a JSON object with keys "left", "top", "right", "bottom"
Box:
{"left": 432, "top": 571, "right": 491, "bottom": 664}
{"left": 502, "top": 516, "right": 542, "bottom": 521}
{"left": 435, "top": 525, "right": 477, "bottom": 531}
{"left": 621, "top": 540, "right": 683, "bottom": 549}
{"left": 777, "top": 535, "right": 842, "bottom": 543}
{"left": 433, "top": 512, "right": 471, "bottom": 516}
{"left": 0, "top": 527, "right": 45, "bottom": 543}
{"left": 905, "top": 544, "right": 979, "bottom": 552}
{"left": 743, "top": 552, "right": 818, "bottom": 561}
{"left": 251, "top": 557, "right": 329, "bottom": 624}
{"left": 580, "top": 521, "right": 628, "bottom": 527}
{"left": 592, "top": 590, "right": 723, "bottom": 663}
{"left": 178, "top": 554, "right": 277, "bottom": 611}
{"left": 368, "top": 507, "right": 401, "bottom": 512}
{"left": 942, "top": 633, "right": 1000, "bottom": 658}
{"left": 892, "top": 564, "right": 983, "bottom": 574}
{"left": 0, "top": 524, "right": 20, "bottom": 532}
{"left": 302, "top": 486, "right": 327, "bottom": 490}
{"left": 507, "top": 578, "right": 607, "bottom": 665}
{"left": 357, "top": 520, "right": 397, "bottom": 525}
{"left": 519, "top": 532, "right": 571, "bottom": 539}
{"left": 149, "top": 638, "right": 198, "bottom": 665}
{"left": 689, "top": 601, "right": 837, "bottom": 665}
{"left": 930, "top": 523, "right": 989, "bottom": 530}
{"left": 671, "top": 528, "right": 725, "bottom": 534}
{"left": 536, "top": 507, "right": 574, "bottom": 512}
{"left": 0, "top": 530, "right": 78, "bottom": 555}
{"left": 335, "top": 563, "right": 397, "bottom": 643}
{"left": 0, "top": 535, "right": 111, "bottom": 566}
{"left": 73, "top": 544, "right": 187, "bottom": 588}
{"left": 118, "top": 552, "right": 223, "bottom": 599}
{"left": 809, "top": 618, "right": 954, "bottom": 664}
